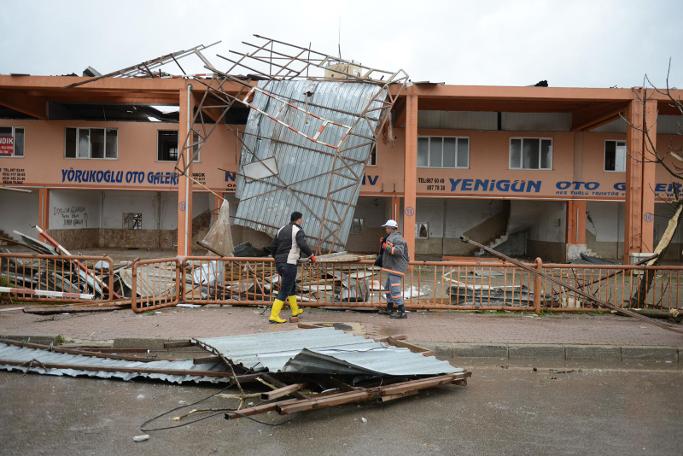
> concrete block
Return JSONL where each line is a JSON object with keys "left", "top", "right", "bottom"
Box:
{"left": 565, "top": 345, "right": 621, "bottom": 361}
{"left": 621, "top": 346, "right": 678, "bottom": 362}
{"left": 508, "top": 344, "right": 565, "bottom": 360}
{"left": 447, "top": 343, "right": 509, "bottom": 359}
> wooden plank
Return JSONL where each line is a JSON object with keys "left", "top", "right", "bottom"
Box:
{"left": 261, "top": 383, "right": 305, "bottom": 400}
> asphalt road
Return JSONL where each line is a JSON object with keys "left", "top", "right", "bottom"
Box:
{"left": 1, "top": 367, "right": 681, "bottom": 456}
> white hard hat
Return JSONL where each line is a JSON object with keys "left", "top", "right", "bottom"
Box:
{"left": 381, "top": 219, "right": 399, "bottom": 228}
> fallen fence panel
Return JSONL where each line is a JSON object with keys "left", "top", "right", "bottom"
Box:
{"left": 130, "top": 258, "right": 180, "bottom": 313}
{"left": 0, "top": 253, "right": 114, "bottom": 303}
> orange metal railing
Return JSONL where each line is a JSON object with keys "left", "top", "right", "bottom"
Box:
{"left": 130, "top": 258, "right": 181, "bottom": 313}
{"left": 0, "top": 253, "right": 114, "bottom": 303}
{"left": 128, "top": 256, "right": 683, "bottom": 313}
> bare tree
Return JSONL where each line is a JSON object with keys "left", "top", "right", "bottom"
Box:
{"left": 625, "top": 59, "right": 683, "bottom": 306}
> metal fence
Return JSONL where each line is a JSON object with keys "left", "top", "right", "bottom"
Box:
{"left": 130, "top": 258, "right": 181, "bottom": 313}
{"left": 0, "top": 253, "right": 114, "bottom": 302}
{"left": 129, "top": 257, "right": 683, "bottom": 313}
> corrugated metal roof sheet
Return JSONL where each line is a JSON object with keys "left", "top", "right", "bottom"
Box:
{"left": 234, "top": 80, "right": 387, "bottom": 252}
{"left": 0, "top": 342, "right": 229, "bottom": 384}
{"left": 195, "top": 328, "right": 463, "bottom": 377}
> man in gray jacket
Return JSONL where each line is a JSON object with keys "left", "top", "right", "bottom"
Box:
{"left": 380, "top": 219, "right": 409, "bottom": 319}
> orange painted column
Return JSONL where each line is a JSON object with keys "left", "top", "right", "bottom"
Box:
{"left": 403, "top": 93, "right": 418, "bottom": 260}
{"left": 177, "top": 84, "right": 195, "bottom": 256}
{"left": 624, "top": 94, "right": 657, "bottom": 262}
{"left": 641, "top": 98, "right": 657, "bottom": 253}
{"left": 38, "top": 188, "right": 49, "bottom": 229}
{"left": 566, "top": 200, "right": 587, "bottom": 244}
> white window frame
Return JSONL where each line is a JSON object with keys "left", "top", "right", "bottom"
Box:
{"left": 417, "top": 136, "right": 470, "bottom": 169}
{"left": 64, "top": 127, "right": 118, "bottom": 160}
{"left": 603, "top": 139, "right": 627, "bottom": 173}
{"left": 156, "top": 129, "right": 200, "bottom": 163}
{"left": 509, "top": 137, "right": 553, "bottom": 170}
{"left": 0, "top": 126, "right": 25, "bottom": 158}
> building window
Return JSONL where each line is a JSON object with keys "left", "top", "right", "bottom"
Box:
{"left": 416, "top": 222, "right": 429, "bottom": 239}
{"left": 65, "top": 128, "right": 118, "bottom": 159}
{"left": 0, "top": 126, "right": 25, "bottom": 157}
{"left": 157, "top": 130, "right": 200, "bottom": 162}
{"left": 123, "top": 213, "right": 143, "bottom": 230}
{"left": 417, "top": 136, "right": 469, "bottom": 168}
{"left": 509, "top": 138, "right": 552, "bottom": 170}
{"left": 604, "top": 140, "right": 626, "bottom": 172}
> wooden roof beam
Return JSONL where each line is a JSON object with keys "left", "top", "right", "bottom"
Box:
{"left": 0, "top": 89, "right": 48, "bottom": 119}
{"left": 571, "top": 102, "right": 628, "bottom": 131}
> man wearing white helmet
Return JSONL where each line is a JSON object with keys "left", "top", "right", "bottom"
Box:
{"left": 379, "top": 219, "right": 409, "bottom": 319}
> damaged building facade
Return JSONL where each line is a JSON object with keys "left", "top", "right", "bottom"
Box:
{"left": 1, "top": 73, "right": 682, "bottom": 263}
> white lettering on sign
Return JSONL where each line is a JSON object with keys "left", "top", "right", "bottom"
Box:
{"left": 0, "top": 134, "right": 14, "bottom": 156}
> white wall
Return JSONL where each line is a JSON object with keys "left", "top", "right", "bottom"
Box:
{"left": 0, "top": 189, "right": 38, "bottom": 235}
{"left": 586, "top": 201, "right": 623, "bottom": 242}
{"left": 415, "top": 199, "right": 506, "bottom": 238}
{"left": 100, "top": 190, "right": 210, "bottom": 230}
{"left": 163, "top": 191, "right": 211, "bottom": 229}
{"left": 512, "top": 200, "right": 566, "bottom": 242}
{"left": 49, "top": 189, "right": 101, "bottom": 230}
{"left": 101, "top": 191, "right": 158, "bottom": 230}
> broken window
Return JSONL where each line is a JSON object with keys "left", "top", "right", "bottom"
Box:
{"left": 604, "top": 140, "right": 626, "bottom": 172}
{"left": 417, "top": 137, "right": 469, "bottom": 168}
{"left": 416, "top": 223, "right": 429, "bottom": 239}
{"left": 123, "top": 213, "right": 143, "bottom": 230}
{"left": 65, "top": 127, "right": 118, "bottom": 159}
{"left": 0, "top": 126, "right": 24, "bottom": 157}
{"left": 157, "top": 130, "right": 200, "bottom": 162}
{"left": 509, "top": 138, "right": 552, "bottom": 170}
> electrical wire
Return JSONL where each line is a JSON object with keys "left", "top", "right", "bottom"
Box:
{"left": 140, "top": 382, "right": 295, "bottom": 432}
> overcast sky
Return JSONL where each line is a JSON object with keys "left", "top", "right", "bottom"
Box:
{"left": 1, "top": 0, "right": 682, "bottom": 88}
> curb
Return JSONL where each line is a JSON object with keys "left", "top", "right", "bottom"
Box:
{"left": 3, "top": 334, "right": 681, "bottom": 368}
{"left": 422, "top": 342, "right": 682, "bottom": 367}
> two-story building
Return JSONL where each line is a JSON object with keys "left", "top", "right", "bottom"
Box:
{"left": 1, "top": 75, "right": 681, "bottom": 262}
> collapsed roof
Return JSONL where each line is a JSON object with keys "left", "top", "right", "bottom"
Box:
{"left": 69, "top": 35, "right": 409, "bottom": 253}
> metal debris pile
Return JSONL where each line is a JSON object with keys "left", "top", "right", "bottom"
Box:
{"left": 0, "top": 326, "right": 470, "bottom": 423}
{"left": 0, "top": 226, "right": 127, "bottom": 310}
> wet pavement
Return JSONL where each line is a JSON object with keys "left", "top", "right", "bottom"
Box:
{"left": 1, "top": 367, "right": 681, "bottom": 456}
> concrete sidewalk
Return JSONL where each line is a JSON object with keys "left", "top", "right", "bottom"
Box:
{"left": 1, "top": 305, "right": 682, "bottom": 366}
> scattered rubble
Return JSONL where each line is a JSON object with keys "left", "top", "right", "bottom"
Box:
{"left": 0, "top": 326, "right": 471, "bottom": 424}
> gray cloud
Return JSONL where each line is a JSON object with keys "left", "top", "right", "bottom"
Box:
{"left": 1, "top": 0, "right": 681, "bottom": 88}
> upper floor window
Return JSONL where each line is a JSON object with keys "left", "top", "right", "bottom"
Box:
{"left": 604, "top": 140, "right": 626, "bottom": 172}
{"left": 65, "top": 127, "right": 118, "bottom": 159}
{"left": 509, "top": 138, "right": 552, "bottom": 170}
{"left": 0, "top": 126, "right": 24, "bottom": 157}
{"left": 157, "top": 130, "right": 200, "bottom": 162}
{"left": 417, "top": 136, "right": 469, "bottom": 168}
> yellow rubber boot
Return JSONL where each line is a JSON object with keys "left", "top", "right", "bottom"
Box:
{"left": 269, "top": 299, "right": 287, "bottom": 324}
{"left": 288, "top": 296, "right": 304, "bottom": 318}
